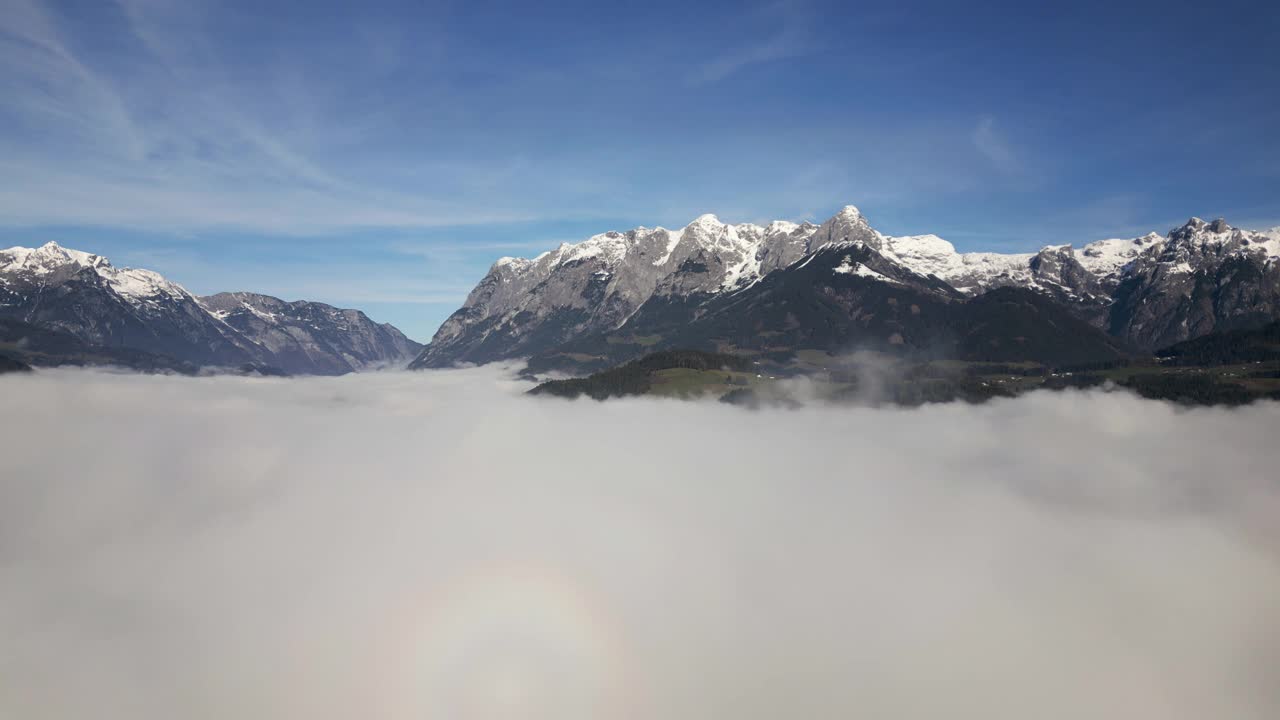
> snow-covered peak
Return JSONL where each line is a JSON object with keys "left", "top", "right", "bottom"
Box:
{"left": 491, "top": 256, "right": 535, "bottom": 273}
{"left": 880, "top": 234, "right": 961, "bottom": 277}
{"left": 467, "top": 209, "right": 1280, "bottom": 312}
{"left": 1255, "top": 228, "right": 1280, "bottom": 259}
{"left": 1170, "top": 216, "right": 1234, "bottom": 243}
{"left": 1075, "top": 232, "right": 1165, "bottom": 278}
{"left": 1, "top": 240, "right": 111, "bottom": 275}
{"left": 107, "top": 267, "right": 189, "bottom": 302}
{"left": 0, "top": 241, "right": 190, "bottom": 303}
{"left": 490, "top": 213, "right": 774, "bottom": 278}
{"left": 682, "top": 214, "right": 725, "bottom": 238}
{"left": 872, "top": 232, "right": 1039, "bottom": 290}
{"left": 681, "top": 214, "right": 754, "bottom": 257}
{"left": 1157, "top": 217, "right": 1279, "bottom": 265}
{"left": 559, "top": 231, "right": 630, "bottom": 266}
{"left": 810, "top": 205, "right": 877, "bottom": 249}
{"left": 491, "top": 210, "right": 842, "bottom": 282}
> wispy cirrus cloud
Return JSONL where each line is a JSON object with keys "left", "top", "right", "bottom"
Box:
{"left": 971, "top": 114, "right": 1020, "bottom": 174}
{"left": 0, "top": 0, "right": 549, "bottom": 232}
{"left": 2, "top": 0, "right": 1273, "bottom": 252}
{"left": 686, "top": 2, "right": 816, "bottom": 85}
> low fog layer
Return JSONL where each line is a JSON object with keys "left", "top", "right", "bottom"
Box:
{"left": 2, "top": 367, "right": 1278, "bottom": 720}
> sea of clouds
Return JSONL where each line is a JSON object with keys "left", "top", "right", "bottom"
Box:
{"left": 2, "top": 366, "right": 1279, "bottom": 720}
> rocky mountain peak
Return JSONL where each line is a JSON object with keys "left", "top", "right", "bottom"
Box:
{"left": 0, "top": 243, "right": 422, "bottom": 374}
{"left": 1, "top": 240, "right": 111, "bottom": 275}
{"left": 1159, "top": 216, "right": 1257, "bottom": 264}
{"left": 835, "top": 204, "right": 863, "bottom": 220}
{"left": 411, "top": 205, "right": 1280, "bottom": 369}
{"left": 810, "top": 205, "right": 879, "bottom": 250}
{"left": 1, "top": 241, "right": 189, "bottom": 303}
{"left": 1170, "top": 216, "right": 1235, "bottom": 242}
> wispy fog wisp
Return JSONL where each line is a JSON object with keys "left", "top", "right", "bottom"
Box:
{"left": 1, "top": 367, "right": 1278, "bottom": 720}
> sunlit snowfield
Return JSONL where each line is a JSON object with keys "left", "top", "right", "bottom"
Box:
{"left": 2, "top": 366, "right": 1279, "bottom": 720}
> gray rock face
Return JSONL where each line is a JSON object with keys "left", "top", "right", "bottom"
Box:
{"left": 412, "top": 208, "right": 864, "bottom": 367}
{"left": 0, "top": 242, "right": 260, "bottom": 366}
{"left": 412, "top": 208, "right": 1280, "bottom": 368}
{"left": 199, "top": 292, "right": 422, "bottom": 375}
{"left": 0, "top": 242, "right": 422, "bottom": 374}
{"left": 1108, "top": 218, "right": 1280, "bottom": 348}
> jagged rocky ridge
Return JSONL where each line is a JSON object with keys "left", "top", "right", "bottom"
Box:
{"left": 199, "top": 292, "right": 422, "bottom": 375}
{"left": 411, "top": 207, "right": 1280, "bottom": 370}
{"left": 0, "top": 242, "right": 422, "bottom": 374}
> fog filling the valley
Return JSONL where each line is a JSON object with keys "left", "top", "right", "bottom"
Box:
{"left": 1, "top": 367, "right": 1279, "bottom": 720}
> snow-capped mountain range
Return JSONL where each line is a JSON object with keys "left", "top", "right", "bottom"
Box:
{"left": 0, "top": 242, "right": 421, "bottom": 374}
{"left": 412, "top": 206, "right": 1280, "bottom": 369}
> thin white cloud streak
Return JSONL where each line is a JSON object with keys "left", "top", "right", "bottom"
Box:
{"left": 391, "top": 240, "right": 567, "bottom": 259}
{"left": 687, "top": 2, "right": 814, "bottom": 85}
{"left": 972, "top": 114, "right": 1020, "bottom": 174}
{"left": 0, "top": 0, "right": 523, "bottom": 232}
{"left": 0, "top": 0, "right": 145, "bottom": 155}
{"left": 688, "top": 28, "right": 810, "bottom": 85}
{"left": 0, "top": 165, "right": 540, "bottom": 233}
{"left": 1, "top": 367, "right": 1278, "bottom": 720}
{"left": 0, "top": 2, "right": 1036, "bottom": 235}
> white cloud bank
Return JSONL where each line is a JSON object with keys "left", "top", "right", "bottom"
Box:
{"left": 1, "top": 367, "right": 1279, "bottom": 720}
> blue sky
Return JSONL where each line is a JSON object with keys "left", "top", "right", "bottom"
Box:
{"left": 2, "top": 0, "right": 1278, "bottom": 341}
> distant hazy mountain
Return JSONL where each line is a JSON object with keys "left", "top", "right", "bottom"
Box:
{"left": 411, "top": 206, "right": 1280, "bottom": 371}
{"left": 0, "top": 242, "right": 421, "bottom": 374}
{"left": 199, "top": 292, "right": 422, "bottom": 375}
